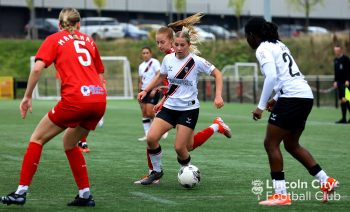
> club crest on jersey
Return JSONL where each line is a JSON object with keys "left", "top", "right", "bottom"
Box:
{"left": 184, "top": 67, "right": 189, "bottom": 73}
{"left": 81, "top": 86, "right": 91, "bottom": 96}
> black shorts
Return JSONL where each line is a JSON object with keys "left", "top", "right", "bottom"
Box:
{"left": 337, "top": 84, "right": 346, "bottom": 99}
{"left": 268, "top": 97, "right": 313, "bottom": 131}
{"left": 156, "top": 107, "right": 199, "bottom": 130}
{"left": 141, "top": 90, "right": 160, "bottom": 105}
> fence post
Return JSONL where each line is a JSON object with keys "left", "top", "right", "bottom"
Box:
{"left": 316, "top": 76, "right": 320, "bottom": 107}
{"left": 239, "top": 77, "right": 243, "bottom": 103}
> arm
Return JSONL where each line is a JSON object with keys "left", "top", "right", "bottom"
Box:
{"left": 20, "top": 60, "right": 46, "bottom": 119}
{"left": 211, "top": 68, "right": 224, "bottom": 109}
{"left": 137, "top": 71, "right": 166, "bottom": 102}
{"left": 252, "top": 62, "right": 276, "bottom": 120}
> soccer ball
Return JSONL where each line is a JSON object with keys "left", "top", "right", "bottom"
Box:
{"left": 177, "top": 165, "right": 201, "bottom": 188}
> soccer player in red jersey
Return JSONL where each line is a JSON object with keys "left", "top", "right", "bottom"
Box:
{"left": 134, "top": 13, "right": 232, "bottom": 185}
{"left": 0, "top": 8, "right": 106, "bottom": 207}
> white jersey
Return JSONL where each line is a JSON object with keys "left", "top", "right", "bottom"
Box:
{"left": 256, "top": 41, "right": 313, "bottom": 101}
{"left": 138, "top": 58, "right": 161, "bottom": 90}
{"left": 160, "top": 53, "right": 215, "bottom": 110}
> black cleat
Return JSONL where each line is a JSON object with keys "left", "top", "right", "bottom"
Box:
{"left": 0, "top": 192, "right": 26, "bottom": 206}
{"left": 67, "top": 195, "right": 95, "bottom": 207}
{"left": 140, "top": 170, "right": 164, "bottom": 185}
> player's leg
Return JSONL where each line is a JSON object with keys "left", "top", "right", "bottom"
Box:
{"left": 137, "top": 117, "right": 172, "bottom": 185}
{"left": 138, "top": 103, "right": 151, "bottom": 141}
{"left": 78, "top": 135, "right": 90, "bottom": 153}
{"left": 284, "top": 130, "right": 338, "bottom": 202}
{"left": 259, "top": 124, "right": 291, "bottom": 206}
{"left": 189, "top": 117, "right": 232, "bottom": 151}
{"left": 0, "top": 114, "right": 64, "bottom": 205}
{"left": 176, "top": 125, "right": 193, "bottom": 165}
{"left": 336, "top": 86, "right": 347, "bottom": 123}
{"left": 63, "top": 126, "right": 95, "bottom": 206}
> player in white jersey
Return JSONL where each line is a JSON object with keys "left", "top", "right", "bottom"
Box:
{"left": 137, "top": 47, "right": 161, "bottom": 141}
{"left": 136, "top": 19, "right": 231, "bottom": 185}
{"left": 245, "top": 17, "right": 338, "bottom": 206}
{"left": 134, "top": 13, "right": 231, "bottom": 185}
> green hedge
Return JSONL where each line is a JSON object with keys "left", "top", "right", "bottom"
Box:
{"left": 0, "top": 35, "right": 343, "bottom": 79}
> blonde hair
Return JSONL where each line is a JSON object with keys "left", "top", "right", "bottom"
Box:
{"left": 155, "top": 13, "right": 204, "bottom": 55}
{"left": 59, "top": 8, "right": 81, "bottom": 39}
{"left": 168, "top": 13, "right": 203, "bottom": 54}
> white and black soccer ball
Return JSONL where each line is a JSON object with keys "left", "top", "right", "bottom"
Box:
{"left": 177, "top": 165, "right": 201, "bottom": 188}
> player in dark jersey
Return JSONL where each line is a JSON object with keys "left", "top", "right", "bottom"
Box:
{"left": 333, "top": 45, "right": 350, "bottom": 123}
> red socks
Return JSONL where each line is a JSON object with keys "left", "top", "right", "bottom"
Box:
{"left": 65, "top": 146, "right": 90, "bottom": 189}
{"left": 19, "top": 142, "right": 43, "bottom": 186}
{"left": 80, "top": 136, "right": 87, "bottom": 142}
{"left": 192, "top": 127, "right": 214, "bottom": 150}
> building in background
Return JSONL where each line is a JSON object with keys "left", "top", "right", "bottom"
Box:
{"left": 0, "top": 0, "right": 349, "bottom": 38}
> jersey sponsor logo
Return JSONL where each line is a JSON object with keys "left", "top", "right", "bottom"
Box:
{"left": 81, "top": 86, "right": 91, "bottom": 96}
{"left": 168, "top": 78, "right": 193, "bottom": 86}
{"left": 81, "top": 85, "right": 105, "bottom": 96}
{"left": 166, "top": 57, "right": 195, "bottom": 98}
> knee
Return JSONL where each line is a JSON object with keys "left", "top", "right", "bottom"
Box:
{"left": 146, "top": 132, "right": 159, "bottom": 149}
{"left": 284, "top": 143, "right": 299, "bottom": 154}
{"left": 174, "top": 143, "right": 187, "bottom": 156}
{"left": 263, "top": 139, "right": 273, "bottom": 153}
{"left": 145, "top": 111, "right": 154, "bottom": 118}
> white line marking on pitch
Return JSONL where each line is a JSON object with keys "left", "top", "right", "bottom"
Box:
{"left": 130, "top": 192, "right": 178, "bottom": 205}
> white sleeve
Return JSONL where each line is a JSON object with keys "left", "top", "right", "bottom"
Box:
{"left": 257, "top": 62, "right": 277, "bottom": 110}
{"left": 153, "top": 59, "right": 161, "bottom": 71}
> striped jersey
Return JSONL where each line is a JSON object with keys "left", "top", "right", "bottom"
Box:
{"left": 160, "top": 52, "right": 215, "bottom": 110}
{"left": 256, "top": 41, "right": 313, "bottom": 99}
{"left": 138, "top": 58, "right": 161, "bottom": 90}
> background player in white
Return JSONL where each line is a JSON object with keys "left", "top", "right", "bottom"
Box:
{"left": 136, "top": 20, "right": 230, "bottom": 185}
{"left": 138, "top": 47, "right": 161, "bottom": 141}
{"left": 245, "top": 17, "right": 338, "bottom": 206}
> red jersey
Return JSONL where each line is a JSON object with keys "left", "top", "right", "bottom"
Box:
{"left": 35, "top": 30, "right": 106, "bottom": 103}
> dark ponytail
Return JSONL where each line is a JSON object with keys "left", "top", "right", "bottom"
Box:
{"left": 245, "top": 17, "right": 280, "bottom": 43}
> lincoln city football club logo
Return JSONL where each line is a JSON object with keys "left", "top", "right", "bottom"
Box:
{"left": 251, "top": 179, "right": 264, "bottom": 200}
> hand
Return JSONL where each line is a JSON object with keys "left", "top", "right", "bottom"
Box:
{"left": 266, "top": 99, "right": 276, "bottom": 112}
{"left": 252, "top": 108, "right": 263, "bottom": 121}
{"left": 153, "top": 102, "right": 163, "bottom": 113}
{"left": 214, "top": 96, "right": 224, "bottom": 109}
{"left": 333, "top": 81, "right": 338, "bottom": 89}
{"left": 150, "top": 89, "right": 157, "bottom": 98}
{"left": 20, "top": 97, "right": 32, "bottom": 119}
{"left": 137, "top": 90, "right": 147, "bottom": 103}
